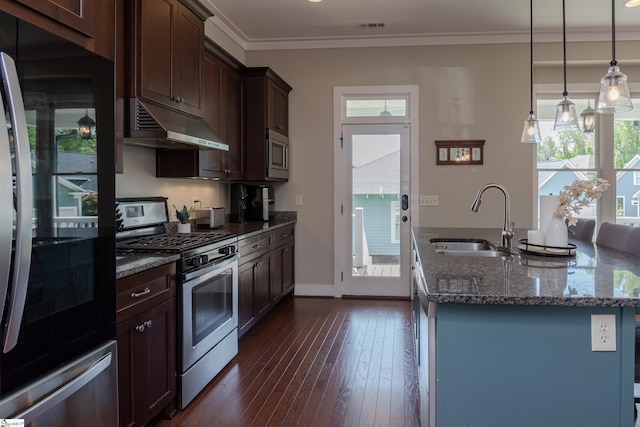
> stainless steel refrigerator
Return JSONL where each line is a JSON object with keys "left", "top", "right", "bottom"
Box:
{"left": 0, "top": 9, "right": 117, "bottom": 425}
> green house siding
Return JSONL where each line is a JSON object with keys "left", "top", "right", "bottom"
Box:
{"left": 353, "top": 194, "right": 399, "bottom": 257}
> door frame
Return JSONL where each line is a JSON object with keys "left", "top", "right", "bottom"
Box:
{"left": 333, "top": 85, "right": 419, "bottom": 298}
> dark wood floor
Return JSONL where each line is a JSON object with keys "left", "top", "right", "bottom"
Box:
{"left": 150, "top": 295, "right": 420, "bottom": 427}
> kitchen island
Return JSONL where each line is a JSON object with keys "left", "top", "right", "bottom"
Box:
{"left": 412, "top": 227, "right": 640, "bottom": 427}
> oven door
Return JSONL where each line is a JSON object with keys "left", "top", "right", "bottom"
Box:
{"left": 180, "top": 256, "right": 238, "bottom": 372}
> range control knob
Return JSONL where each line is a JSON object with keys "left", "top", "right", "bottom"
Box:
{"left": 200, "top": 254, "right": 209, "bottom": 265}
{"left": 219, "top": 245, "right": 235, "bottom": 256}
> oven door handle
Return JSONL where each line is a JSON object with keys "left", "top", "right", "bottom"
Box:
{"left": 181, "top": 253, "right": 238, "bottom": 282}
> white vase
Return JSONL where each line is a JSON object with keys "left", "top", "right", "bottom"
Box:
{"left": 177, "top": 223, "right": 191, "bottom": 233}
{"left": 545, "top": 216, "right": 568, "bottom": 251}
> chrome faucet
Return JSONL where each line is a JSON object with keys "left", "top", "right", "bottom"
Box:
{"left": 471, "top": 183, "right": 514, "bottom": 250}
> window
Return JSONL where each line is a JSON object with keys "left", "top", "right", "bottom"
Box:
{"left": 536, "top": 93, "right": 640, "bottom": 227}
{"left": 345, "top": 97, "right": 407, "bottom": 118}
{"left": 617, "top": 196, "right": 625, "bottom": 217}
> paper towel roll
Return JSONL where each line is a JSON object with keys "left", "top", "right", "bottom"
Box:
{"left": 539, "top": 195, "right": 560, "bottom": 234}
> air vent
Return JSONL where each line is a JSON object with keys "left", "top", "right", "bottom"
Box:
{"left": 133, "top": 99, "right": 162, "bottom": 131}
{"left": 358, "top": 22, "right": 386, "bottom": 29}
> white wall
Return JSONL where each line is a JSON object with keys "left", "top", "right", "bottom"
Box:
{"left": 115, "top": 144, "right": 228, "bottom": 222}
{"left": 119, "top": 24, "right": 640, "bottom": 294}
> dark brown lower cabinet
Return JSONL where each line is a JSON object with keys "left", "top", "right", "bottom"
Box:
{"left": 238, "top": 224, "right": 295, "bottom": 338}
{"left": 116, "top": 263, "right": 176, "bottom": 427}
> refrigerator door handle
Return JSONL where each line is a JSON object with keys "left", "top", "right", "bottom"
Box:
{"left": 0, "top": 56, "right": 12, "bottom": 329}
{"left": 0, "top": 52, "right": 33, "bottom": 353}
{"left": 14, "top": 352, "right": 113, "bottom": 424}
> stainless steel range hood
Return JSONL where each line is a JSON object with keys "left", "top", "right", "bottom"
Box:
{"left": 125, "top": 98, "right": 229, "bottom": 151}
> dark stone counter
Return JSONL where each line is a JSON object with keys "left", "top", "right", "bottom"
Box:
{"left": 116, "top": 212, "right": 297, "bottom": 279}
{"left": 413, "top": 227, "right": 640, "bottom": 307}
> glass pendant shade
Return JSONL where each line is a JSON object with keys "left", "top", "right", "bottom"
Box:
{"left": 553, "top": 97, "right": 579, "bottom": 132}
{"left": 596, "top": 65, "right": 633, "bottom": 113}
{"left": 521, "top": 114, "right": 542, "bottom": 143}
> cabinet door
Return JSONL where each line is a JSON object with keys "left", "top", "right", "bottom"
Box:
{"left": 117, "top": 299, "right": 176, "bottom": 427}
{"left": 138, "top": 0, "right": 174, "bottom": 108}
{"left": 224, "top": 68, "right": 244, "bottom": 179}
{"left": 15, "top": 0, "right": 92, "bottom": 35}
{"left": 254, "top": 253, "right": 272, "bottom": 317}
{"left": 173, "top": 1, "right": 203, "bottom": 115}
{"left": 281, "top": 242, "right": 294, "bottom": 292}
{"left": 203, "top": 52, "right": 223, "bottom": 139}
{"left": 238, "top": 261, "right": 255, "bottom": 337}
{"left": 267, "top": 79, "right": 288, "bottom": 135}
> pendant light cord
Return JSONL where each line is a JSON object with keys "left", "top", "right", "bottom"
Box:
{"left": 610, "top": 0, "right": 617, "bottom": 66}
{"left": 562, "top": 0, "right": 568, "bottom": 97}
{"left": 529, "top": 0, "right": 534, "bottom": 115}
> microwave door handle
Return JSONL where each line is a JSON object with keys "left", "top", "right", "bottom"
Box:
{"left": 284, "top": 144, "right": 288, "bottom": 169}
{"left": 0, "top": 52, "right": 33, "bottom": 353}
{"left": 0, "top": 56, "right": 13, "bottom": 329}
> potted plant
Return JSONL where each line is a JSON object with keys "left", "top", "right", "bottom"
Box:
{"left": 174, "top": 204, "right": 196, "bottom": 233}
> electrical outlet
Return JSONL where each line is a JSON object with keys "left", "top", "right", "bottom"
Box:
{"left": 419, "top": 195, "right": 439, "bottom": 207}
{"left": 591, "top": 314, "right": 616, "bottom": 352}
{"left": 295, "top": 194, "right": 303, "bottom": 206}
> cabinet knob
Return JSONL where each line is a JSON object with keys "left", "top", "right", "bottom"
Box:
{"left": 145, "top": 320, "right": 152, "bottom": 329}
{"left": 136, "top": 324, "right": 145, "bottom": 333}
{"left": 253, "top": 244, "right": 260, "bottom": 249}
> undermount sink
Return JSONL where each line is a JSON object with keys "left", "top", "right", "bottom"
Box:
{"left": 430, "top": 238, "right": 503, "bottom": 257}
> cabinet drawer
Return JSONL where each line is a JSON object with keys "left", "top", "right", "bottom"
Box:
{"left": 117, "top": 263, "right": 176, "bottom": 322}
{"left": 273, "top": 224, "right": 295, "bottom": 247}
{"left": 239, "top": 231, "right": 272, "bottom": 262}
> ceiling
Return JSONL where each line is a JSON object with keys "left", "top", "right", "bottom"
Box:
{"left": 199, "top": 0, "right": 640, "bottom": 50}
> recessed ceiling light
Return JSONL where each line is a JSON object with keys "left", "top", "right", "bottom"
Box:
{"left": 625, "top": 0, "right": 640, "bottom": 7}
{"left": 308, "top": 0, "right": 322, "bottom": 2}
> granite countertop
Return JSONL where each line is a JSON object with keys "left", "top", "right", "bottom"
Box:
{"left": 116, "top": 212, "right": 297, "bottom": 279}
{"left": 413, "top": 227, "right": 640, "bottom": 307}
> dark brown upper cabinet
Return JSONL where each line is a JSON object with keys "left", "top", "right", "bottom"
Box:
{"left": 129, "top": 0, "right": 211, "bottom": 117}
{"left": 157, "top": 39, "right": 245, "bottom": 179}
{"left": 3, "top": 0, "right": 115, "bottom": 60}
{"left": 245, "top": 67, "right": 292, "bottom": 137}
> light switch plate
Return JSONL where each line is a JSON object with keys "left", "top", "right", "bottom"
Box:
{"left": 294, "top": 194, "right": 303, "bottom": 206}
{"left": 591, "top": 314, "right": 616, "bottom": 352}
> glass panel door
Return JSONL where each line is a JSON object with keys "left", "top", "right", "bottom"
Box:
{"left": 341, "top": 123, "right": 410, "bottom": 297}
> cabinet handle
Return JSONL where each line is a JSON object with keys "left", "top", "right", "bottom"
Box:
{"left": 253, "top": 244, "right": 260, "bottom": 249}
{"left": 131, "top": 287, "right": 151, "bottom": 298}
{"left": 281, "top": 233, "right": 288, "bottom": 238}
{"left": 283, "top": 248, "right": 289, "bottom": 253}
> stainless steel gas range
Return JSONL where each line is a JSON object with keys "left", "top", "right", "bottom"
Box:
{"left": 116, "top": 197, "right": 239, "bottom": 409}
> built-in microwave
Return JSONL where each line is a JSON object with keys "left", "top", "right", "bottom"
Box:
{"left": 267, "top": 128, "right": 289, "bottom": 180}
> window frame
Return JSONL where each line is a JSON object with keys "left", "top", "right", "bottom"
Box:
{"left": 534, "top": 83, "right": 640, "bottom": 228}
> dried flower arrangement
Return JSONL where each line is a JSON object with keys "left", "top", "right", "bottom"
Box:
{"left": 553, "top": 178, "right": 609, "bottom": 226}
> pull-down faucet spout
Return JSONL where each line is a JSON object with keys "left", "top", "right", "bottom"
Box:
{"left": 471, "top": 183, "right": 514, "bottom": 250}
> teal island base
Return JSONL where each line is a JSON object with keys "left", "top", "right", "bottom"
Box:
{"left": 434, "top": 303, "right": 635, "bottom": 427}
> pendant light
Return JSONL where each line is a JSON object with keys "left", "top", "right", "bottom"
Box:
{"left": 553, "top": 0, "right": 579, "bottom": 132}
{"left": 77, "top": 109, "right": 96, "bottom": 140}
{"left": 596, "top": 0, "right": 633, "bottom": 114}
{"left": 521, "top": 0, "right": 541, "bottom": 143}
{"left": 379, "top": 100, "right": 392, "bottom": 116}
{"left": 580, "top": 100, "right": 595, "bottom": 133}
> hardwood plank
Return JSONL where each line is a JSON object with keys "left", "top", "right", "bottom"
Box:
{"left": 148, "top": 296, "right": 420, "bottom": 427}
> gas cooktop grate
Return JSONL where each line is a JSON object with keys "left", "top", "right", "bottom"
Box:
{"left": 117, "top": 233, "right": 231, "bottom": 252}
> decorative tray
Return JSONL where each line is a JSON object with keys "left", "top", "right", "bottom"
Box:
{"left": 517, "top": 239, "right": 577, "bottom": 257}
